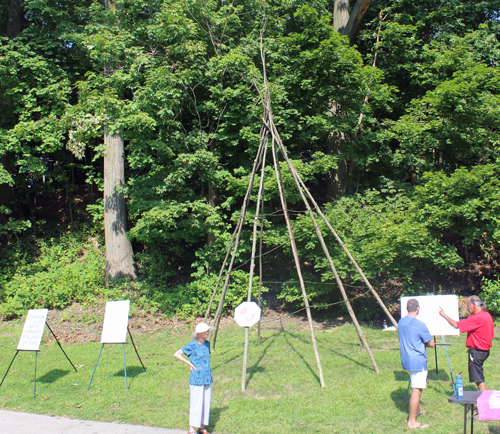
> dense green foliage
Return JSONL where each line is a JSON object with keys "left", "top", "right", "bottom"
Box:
{"left": 1, "top": 0, "right": 499, "bottom": 319}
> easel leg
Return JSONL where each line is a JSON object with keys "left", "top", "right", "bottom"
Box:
{"left": 127, "top": 327, "right": 146, "bottom": 372}
{"left": 45, "top": 322, "right": 77, "bottom": 372}
{"left": 0, "top": 350, "right": 19, "bottom": 387}
{"left": 434, "top": 336, "right": 438, "bottom": 374}
{"left": 88, "top": 344, "right": 104, "bottom": 391}
{"left": 404, "top": 380, "right": 411, "bottom": 401}
{"left": 442, "top": 335, "right": 454, "bottom": 389}
{"left": 34, "top": 351, "right": 38, "bottom": 399}
{"left": 122, "top": 344, "right": 128, "bottom": 391}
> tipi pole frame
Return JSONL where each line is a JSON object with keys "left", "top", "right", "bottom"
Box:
{"left": 241, "top": 127, "right": 269, "bottom": 391}
{"left": 270, "top": 136, "right": 325, "bottom": 388}
{"left": 287, "top": 160, "right": 397, "bottom": 328}
{"left": 211, "top": 135, "right": 267, "bottom": 346}
{"left": 272, "top": 132, "right": 379, "bottom": 373}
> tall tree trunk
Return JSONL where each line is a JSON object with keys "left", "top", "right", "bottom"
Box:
{"left": 326, "top": 0, "right": 370, "bottom": 200}
{"left": 103, "top": 128, "right": 136, "bottom": 280}
{"left": 326, "top": 1, "right": 351, "bottom": 200}
{"left": 103, "top": 0, "right": 135, "bottom": 280}
{"left": 333, "top": 0, "right": 350, "bottom": 35}
{"left": 7, "top": 0, "right": 23, "bottom": 39}
{"left": 326, "top": 131, "right": 349, "bottom": 200}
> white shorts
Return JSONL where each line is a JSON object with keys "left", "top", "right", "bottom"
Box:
{"left": 407, "top": 369, "right": 428, "bottom": 389}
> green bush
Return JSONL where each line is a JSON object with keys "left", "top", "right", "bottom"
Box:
{"left": 152, "top": 270, "right": 268, "bottom": 319}
{"left": 0, "top": 230, "right": 106, "bottom": 318}
{"left": 480, "top": 277, "right": 500, "bottom": 317}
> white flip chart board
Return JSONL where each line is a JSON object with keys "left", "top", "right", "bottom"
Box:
{"left": 17, "top": 309, "right": 48, "bottom": 351}
{"left": 101, "top": 300, "right": 130, "bottom": 344}
{"left": 401, "top": 295, "right": 460, "bottom": 336}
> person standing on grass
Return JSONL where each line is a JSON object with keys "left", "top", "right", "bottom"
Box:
{"left": 398, "top": 298, "right": 435, "bottom": 430}
{"left": 174, "top": 322, "right": 213, "bottom": 434}
{"left": 439, "top": 295, "right": 494, "bottom": 392}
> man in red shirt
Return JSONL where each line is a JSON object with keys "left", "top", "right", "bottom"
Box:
{"left": 440, "top": 296, "right": 494, "bottom": 391}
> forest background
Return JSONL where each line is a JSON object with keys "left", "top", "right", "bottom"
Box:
{"left": 1, "top": 0, "right": 500, "bottom": 322}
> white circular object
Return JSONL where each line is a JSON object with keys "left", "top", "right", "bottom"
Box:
{"left": 234, "top": 302, "right": 262, "bottom": 327}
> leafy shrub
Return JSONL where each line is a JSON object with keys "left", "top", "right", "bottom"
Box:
{"left": 151, "top": 270, "right": 268, "bottom": 319}
{"left": 0, "top": 230, "right": 106, "bottom": 318}
{"left": 278, "top": 271, "right": 338, "bottom": 311}
{"left": 480, "top": 277, "right": 500, "bottom": 317}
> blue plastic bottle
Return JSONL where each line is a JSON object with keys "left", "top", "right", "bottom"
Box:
{"left": 456, "top": 373, "right": 464, "bottom": 399}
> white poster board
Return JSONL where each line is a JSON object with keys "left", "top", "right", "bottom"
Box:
{"left": 17, "top": 309, "right": 48, "bottom": 351}
{"left": 101, "top": 300, "right": 130, "bottom": 344}
{"left": 401, "top": 295, "right": 460, "bottom": 336}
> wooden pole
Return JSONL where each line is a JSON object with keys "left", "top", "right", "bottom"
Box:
{"left": 287, "top": 164, "right": 398, "bottom": 328}
{"left": 211, "top": 135, "right": 267, "bottom": 346}
{"left": 257, "top": 184, "right": 265, "bottom": 346}
{"left": 204, "top": 223, "right": 239, "bottom": 322}
{"left": 270, "top": 138, "right": 325, "bottom": 388}
{"left": 254, "top": 73, "right": 396, "bottom": 328}
{"left": 241, "top": 127, "right": 269, "bottom": 391}
{"left": 274, "top": 136, "right": 380, "bottom": 372}
{"left": 258, "top": 36, "right": 325, "bottom": 387}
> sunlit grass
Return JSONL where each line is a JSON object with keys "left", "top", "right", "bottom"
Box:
{"left": 1, "top": 319, "right": 500, "bottom": 433}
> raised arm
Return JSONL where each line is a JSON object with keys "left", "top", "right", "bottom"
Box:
{"left": 439, "top": 306, "right": 458, "bottom": 329}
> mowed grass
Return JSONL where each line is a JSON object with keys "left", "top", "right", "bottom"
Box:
{"left": 1, "top": 318, "right": 500, "bottom": 434}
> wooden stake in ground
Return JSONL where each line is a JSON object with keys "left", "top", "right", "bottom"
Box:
{"left": 206, "top": 32, "right": 396, "bottom": 391}
{"left": 210, "top": 132, "right": 267, "bottom": 347}
{"left": 259, "top": 36, "right": 325, "bottom": 386}
{"left": 241, "top": 127, "right": 269, "bottom": 391}
{"left": 272, "top": 130, "right": 379, "bottom": 372}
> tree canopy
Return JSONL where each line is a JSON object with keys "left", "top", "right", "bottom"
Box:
{"left": 1, "top": 0, "right": 499, "bottom": 319}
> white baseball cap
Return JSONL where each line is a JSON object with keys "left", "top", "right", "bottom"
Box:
{"left": 195, "top": 322, "right": 210, "bottom": 333}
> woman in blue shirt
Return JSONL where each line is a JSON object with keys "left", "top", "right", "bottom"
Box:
{"left": 174, "top": 322, "right": 213, "bottom": 434}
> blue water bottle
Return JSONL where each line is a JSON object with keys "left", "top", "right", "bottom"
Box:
{"left": 456, "top": 372, "right": 464, "bottom": 399}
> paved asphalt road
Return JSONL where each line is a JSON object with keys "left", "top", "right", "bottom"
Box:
{"left": 0, "top": 410, "right": 189, "bottom": 434}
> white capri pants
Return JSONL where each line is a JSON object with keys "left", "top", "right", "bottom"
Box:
{"left": 189, "top": 384, "right": 212, "bottom": 428}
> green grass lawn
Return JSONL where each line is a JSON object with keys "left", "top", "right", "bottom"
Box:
{"left": 1, "top": 318, "right": 500, "bottom": 433}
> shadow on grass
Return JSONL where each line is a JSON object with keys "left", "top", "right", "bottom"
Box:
{"left": 213, "top": 348, "right": 244, "bottom": 368}
{"left": 244, "top": 333, "right": 279, "bottom": 388}
{"left": 394, "top": 370, "right": 409, "bottom": 382}
{"left": 394, "top": 370, "right": 454, "bottom": 400}
{"left": 282, "top": 331, "right": 321, "bottom": 386}
{"left": 114, "top": 366, "right": 146, "bottom": 378}
{"left": 487, "top": 425, "right": 500, "bottom": 433}
{"left": 327, "top": 347, "right": 373, "bottom": 371}
{"left": 391, "top": 386, "right": 410, "bottom": 414}
{"left": 37, "top": 369, "right": 70, "bottom": 383}
{"left": 210, "top": 406, "right": 228, "bottom": 432}
{"left": 213, "top": 331, "right": 282, "bottom": 370}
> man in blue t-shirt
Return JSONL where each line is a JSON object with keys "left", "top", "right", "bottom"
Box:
{"left": 398, "top": 298, "right": 435, "bottom": 430}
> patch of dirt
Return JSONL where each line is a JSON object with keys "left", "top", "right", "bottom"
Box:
{"left": 5, "top": 303, "right": 348, "bottom": 345}
{"left": 9, "top": 300, "right": 495, "bottom": 344}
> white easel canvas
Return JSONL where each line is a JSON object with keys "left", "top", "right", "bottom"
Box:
{"left": 17, "top": 309, "right": 48, "bottom": 351}
{"left": 101, "top": 300, "right": 130, "bottom": 344}
{"left": 401, "top": 295, "right": 460, "bottom": 336}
